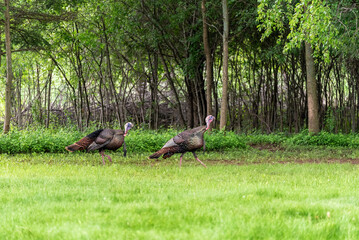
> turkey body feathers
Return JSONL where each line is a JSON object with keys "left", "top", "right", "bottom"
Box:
{"left": 87, "top": 129, "right": 125, "bottom": 152}
{"left": 149, "top": 126, "right": 206, "bottom": 159}
{"left": 65, "top": 129, "right": 125, "bottom": 152}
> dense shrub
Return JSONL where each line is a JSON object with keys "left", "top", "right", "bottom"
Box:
{"left": 241, "top": 132, "right": 288, "bottom": 145}
{"left": 243, "top": 130, "right": 359, "bottom": 148}
{"left": 125, "top": 129, "right": 180, "bottom": 153}
{"left": 284, "top": 130, "right": 358, "bottom": 147}
{"left": 204, "top": 130, "right": 247, "bottom": 150}
{"left": 0, "top": 127, "right": 85, "bottom": 154}
{"left": 2, "top": 127, "right": 359, "bottom": 154}
{"left": 125, "top": 129, "right": 248, "bottom": 152}
{"left": 105, "top": 129, "right": 248, "bottom": 152}
{"left": 0, "top": 128, "right": 248, "bottom": 154}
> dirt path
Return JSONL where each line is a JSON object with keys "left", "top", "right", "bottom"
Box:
{"left": 204, "top": 159, "right": 359, "bottom": 165}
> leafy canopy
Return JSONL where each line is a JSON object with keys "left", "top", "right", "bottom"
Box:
{"left": 257, "top": 0, "right": 339, "bottom": 62}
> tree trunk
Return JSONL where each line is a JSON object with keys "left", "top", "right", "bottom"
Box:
{"left": 202, "top": 0, "right": 212, "bottom": 119}
{"left": 3, "top": 0, "right": 13, "bottom": 134}
{"left": 220, "top": 0, "right": 229, "bottom": 130}
{"left": 45, "top": 66, "right": 54, "bottom": 128}
{"left": 305, "top": 41, "right": 320, "bottom": 133}
{"left": 16, "top": 71, "right": 22, "bottom": 128}
{"left": 36, "top": 63, "right": 43, "bottom": 124}
{"left": 148, "top": 52, "right": 159, "bottom": 129}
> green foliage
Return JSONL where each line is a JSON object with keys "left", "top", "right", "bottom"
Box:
{"left": 205, "top": 130, "right": 248, "bottom": 151}
{"left": 0, "top": 128, "right": 248, "bottom": 154}
{"left": 125, "top": 128, "right": 180, "bottom": 153}
{"left": 0, "top": 127, "right": 84, "bottom": 154}
{"left": 257, "top": 0, "right": 339, "bottom": 62}
{"left": 4, "top": 127, "right": 359, "bottom": 154}
{"left": 242, "top": 132, "right": 288, "bottom": 145}
{"left": 243, "top": 130, "right": 359, "bottom": 149}
{"left": 285, "top": 130, "right": 359, "bottom": 147}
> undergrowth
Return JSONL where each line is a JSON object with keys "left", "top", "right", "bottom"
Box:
{"left": 1, "top": 127, "right": 359, "bottom": 154}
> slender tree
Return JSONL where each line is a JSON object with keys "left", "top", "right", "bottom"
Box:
{"left": 220, "top": 0, "right": 229, "bottom": 130}
{"left": 202, "top": 0, "right": 212, "bottom": 119}
{"left": 3, "top": 0, "right": 13, "bottom": 134}
{"left": 305, "top": 42, "right": 319, "bottom": 133}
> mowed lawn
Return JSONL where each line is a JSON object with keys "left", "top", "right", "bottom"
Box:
{"left": 0, "top": 152, "right": 359, "bottom": 239}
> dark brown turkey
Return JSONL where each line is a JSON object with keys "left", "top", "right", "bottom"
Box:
{"left": 65, "top": 122, "right": 134, "bottom": 164}
{"left": 149, "top": 115, "right": 215, "bottom": 167}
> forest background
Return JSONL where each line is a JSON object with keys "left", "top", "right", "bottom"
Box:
{"left": 1, "top": 2, "right": 359, "bottom": 238}
{"left": 0, "top": 0, "right": 358, "bottom": 135}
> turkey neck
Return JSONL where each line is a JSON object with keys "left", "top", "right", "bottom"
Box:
{"left": 186, "top": 125, "right": 207, "bottom": 149}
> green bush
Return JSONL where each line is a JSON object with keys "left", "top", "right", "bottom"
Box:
{"left": 0, "top": 127, "right": 248, "bottom": 154}
{"left": 284, "top": 130, "right": 358, "bottom": 147}
{"left": 242, "top": 130, "right": 359, "bottom": 148}
{"left": 241, "top": 132, "right": 288, "bottom": 145}
{"left": 2, "top": 127, "right": 359, "bottom": 154}
{"left": 126, "top": 128, "right": 180, "bottom": 152}
{"left": 204, "top": 130, "right": 247, "bottom": 151}
{"left": 0, "top": 127, "right": 85, "bottom": 154}
{"left": 110, "top": 129, "right": 248, "bottom": 152}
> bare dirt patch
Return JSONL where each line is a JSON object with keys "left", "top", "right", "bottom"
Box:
{"left": 142, "top": 157, "right": 359, "bottom": 167}
{"left": 205, "top": 158, "right": 359, "bottom": 165}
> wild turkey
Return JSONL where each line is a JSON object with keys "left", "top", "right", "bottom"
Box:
{"left": 149, "top": 115, "right": 215, "bottom": 167}
{"left": 65, "top": 122, "right": 134, "bottom": 164}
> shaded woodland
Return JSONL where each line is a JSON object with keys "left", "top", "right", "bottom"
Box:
{"left": 0, "top": 0, "right": 358, "bottom": 133}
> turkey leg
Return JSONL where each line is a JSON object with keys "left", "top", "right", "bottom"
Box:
{"left": 179, "top": 153, "right": 185, "bottom": 167}
{"left": 192, "top": 152, "right": 207, "bottom": 168}
{"left": 100, "top": 150, "right": 113, "bottom": 164}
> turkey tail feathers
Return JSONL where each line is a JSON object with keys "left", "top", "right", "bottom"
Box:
{"left": 149, "top": 146, "right": 181, "bottom": 159}
{"left": 149, "top": 149, "right": 166, "bottom": 159}
{"left": 65, "top": 129, "right": 103, "bottom": 152}
{"left": 65, "top": 143, "right": 84, "bottom": 152}
{"left": 163, "top": 152, "right": 175, "bottom": 159}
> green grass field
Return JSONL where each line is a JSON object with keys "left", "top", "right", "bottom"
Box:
{"left": 1, "top": 148, "right": 359, "bottom": 239}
